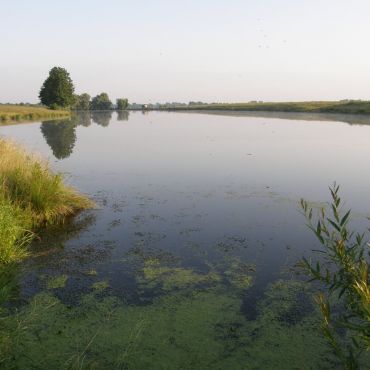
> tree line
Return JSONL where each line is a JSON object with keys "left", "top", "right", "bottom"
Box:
{"left": 39, "top": 66, "right": 128, "bottom": 110}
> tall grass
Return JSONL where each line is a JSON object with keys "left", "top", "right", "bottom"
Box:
{"left": 0, "top": 139, "right": 93, "bottom": 265}
{"left": 0, "top": 194, "right": 32, "bottom": 264}
{"left": 0, "top": 105, "right": 70, "bottom": 124}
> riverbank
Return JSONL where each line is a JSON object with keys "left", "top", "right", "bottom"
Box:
{"left": 164, "top": 100, "right": 370, "bottom": 115}
{"left": 0, "top": 105, "right": 70, "bottom": 124}
{"left": 0, "top": 139, "right": 93, "bottom": 267}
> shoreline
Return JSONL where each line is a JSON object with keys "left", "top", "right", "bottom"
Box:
{"left": 158, "top": 100, "right": 370, "bottom": 115}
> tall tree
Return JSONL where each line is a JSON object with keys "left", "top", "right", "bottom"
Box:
{"left": 116, "top": 98, "right": 129, "bottom": 110}
{"left": 90, "top": 93, "right": 113, "bottom": 110}
{"left": 73, "top": 93, "right": 91, "bottom": 110}
{"left": 39, "top": 67, "right": 75, "bottom": 109}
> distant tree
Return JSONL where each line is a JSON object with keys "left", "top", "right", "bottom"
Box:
{"left": 73, "top": 93, "right": 91, "bottom": 110}
{"left": 39, "top": 67, "right": 75, "bottom": 109}
{"left": 90, "top": 93, "right": 113, "bottom": 110}
{"left": 116, "top": 98, "right": 129, "bottom": 110}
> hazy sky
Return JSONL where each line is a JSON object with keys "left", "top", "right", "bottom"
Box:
{"left": 1, "top": 0, "right": 370, "bottom": 103}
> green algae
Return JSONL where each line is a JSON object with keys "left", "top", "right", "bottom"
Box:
{"left": 92, "top": 280, "right": 109, "bottom": 292}
{"left": 140, "top": 258, "right": 221, "bottom": 292}
{"left": 47, "top": 274, "right": 68, "bottom": 289}
{"left": 86, "top": 269, "right": 97, "bottom": 276}
{"left": 0, "top": 279, "right": 335, "bottom": 370}
{"left": 223, "top": 258, "right": 255, "bottom": 290}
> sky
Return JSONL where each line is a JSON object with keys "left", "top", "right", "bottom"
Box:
{"left": 1, "top": 0, "right": 370, "bottom": 104}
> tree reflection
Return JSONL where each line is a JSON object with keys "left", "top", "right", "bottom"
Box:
{"left": 74, "top": 111, "right": 91, "bottom": 127}
{"left": 41, "top": 119, "right": 77, "bottom": 159}
{"left": 117, "top": 110, "right": 129, "bottom": 121}
{"left": 91, "top": 111, "right": 112, "bottom": 127}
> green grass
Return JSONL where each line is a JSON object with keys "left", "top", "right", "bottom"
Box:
{"left": 0, "top": 105, "right": 70, "bottom": 124}
{"left": 166, "top": 100, "right": 370, "bottom": 115}
{"left": 0, "top": 139, "right": 93, "bottom": 265}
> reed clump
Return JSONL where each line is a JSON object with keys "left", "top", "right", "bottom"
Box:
{"left": 0, "top": 139, "right": 93, "bottom": 264}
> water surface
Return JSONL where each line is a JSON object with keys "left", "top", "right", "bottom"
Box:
{"left": 1, "top": 111, "right": 370, "bottom": 369}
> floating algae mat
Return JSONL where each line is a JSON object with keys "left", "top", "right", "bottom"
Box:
{"left": 1, "top": 268, "right": 333, "bottom": 369}
{"left": 2, "top": 111, "right": 370, "bottom": 368}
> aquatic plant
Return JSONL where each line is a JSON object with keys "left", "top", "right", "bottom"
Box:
{"left": 300, "top": 184, "right": 370, "bottom": 369}
{"left": 139, "top": 258, "right": 221, "bottom": 292}
{"left": 47, "top": 275, "right": 68, "bottom": 290}
{"left": 0, "top": 280, "right": 332, "bottom": 369}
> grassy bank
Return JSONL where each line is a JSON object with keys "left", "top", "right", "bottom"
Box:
{"left": 0, "top": 139, "right": 93, "bottom": 265}
{"left": 166, "top": 100, "right": 370, "bottom": 115}
{"left": 0, "top": 105, "right": 70, "bottom": 124}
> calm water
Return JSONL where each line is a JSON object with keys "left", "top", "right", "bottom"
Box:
{"left": 1, "top": 111, "right": 370, "bottom": 369}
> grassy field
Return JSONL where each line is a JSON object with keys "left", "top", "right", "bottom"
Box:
{"left": 0, "top": 139, "right": 93, "bottom": 267}
{"left": 0, "top": 105, "right": 70, "bottom": 123}
{"left": 165, "top": 101, "right": 370, "bottom": 114}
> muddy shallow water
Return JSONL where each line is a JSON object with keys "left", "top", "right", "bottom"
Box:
{"left": 1, "top": 111, "right": 370, "bottom": 369}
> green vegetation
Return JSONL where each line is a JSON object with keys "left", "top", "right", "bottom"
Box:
{"left": 0, "top": 139, "right": 93, "bottom": 266}
{"left": 300, "top": 184, "right": 370, "bottom": 369}
{"left": 73, "top": 93, "right": 91, "bottom": 110}
{"left": 47, "top": 274, "right": 68, "bottom": 289}
{"left": 90, "top": 93, "right": 113, "bottom": 110}
{"left": 0, "top": 105, "right": 70, "bottom": 124}
{"left": 165, "top": 100, "right": 370, "bottom": 115}
{"left": 139, "top": 258, "right": 221, "bottom": 292}
{"left": 0, "top": 263, "right": 334, "bottom": 370}
{"left": 116, "top": 98, "right": 129, "bottom": 110}
{"left": 39, "top": 67, "right": 75, "bottom": 109}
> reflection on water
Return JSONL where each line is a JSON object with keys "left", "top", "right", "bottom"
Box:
{"left": 40, "top": 111, "right": 130, "bottom": 159}
{"left": 75, "top": 111, "right": 92, "bottom": 127}
{"left": 91, "top": 110, "right": 113, "bottom": 127}
{"left": 40, "top": 119, "right": 77, "bottom": 159}
{"left": 37, "top": 109, "right": 370, "bottom": 160}
{"left": 117, "top": 110, "right": 129, "bottom": 121}
{"left": 184, "top": 109, "right": 370, "bottom": 126}
{"left": 1, "top": 111, "right": 370, "bottom": 369}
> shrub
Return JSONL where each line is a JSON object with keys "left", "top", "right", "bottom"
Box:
{"left": 299, "top": 184, "right": 370, "bottom": 369}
